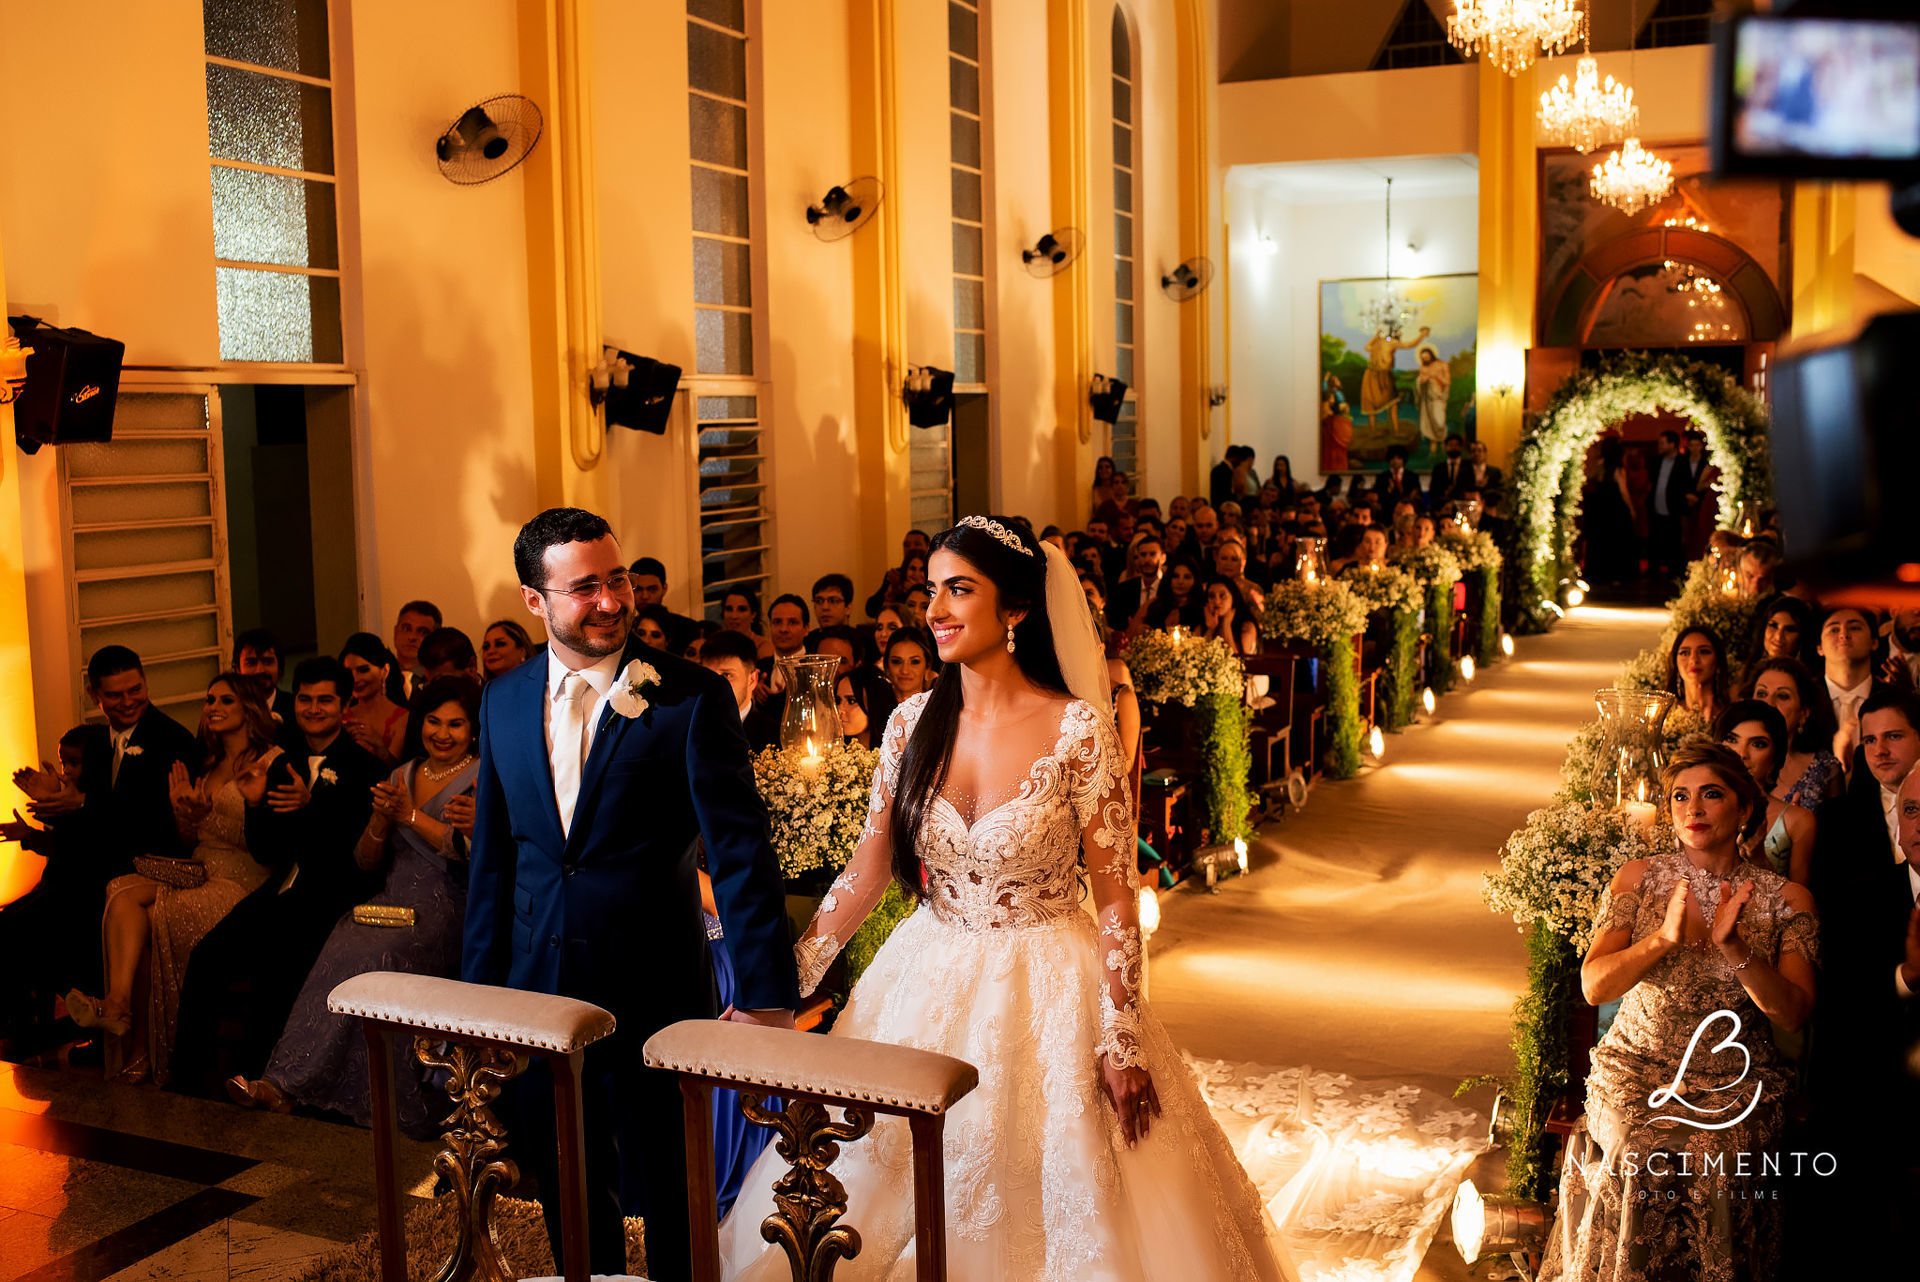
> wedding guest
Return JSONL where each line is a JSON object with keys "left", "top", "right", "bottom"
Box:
{"left": 1464, "top": 439, "right": 1506, "bottom": 517}
{"left": 1189, "top": 504, "right": 1220, "bottom": 552}
{"left": 721, "top": 588, "right": 775, "bottom": 660}
{"left": 0, "top": 727, "right": 101, "bottom": 1043}
{"left": 1079, "top": 577, "right": 1142, "bottom": 783}
{"left": 1822, "top": 690, "right": 1920, "bottom": 876}
{"left": 418, "top": 627, "right": 480, "bottom": 681}
{"left": 1747, "top": 657, "right": 1845, "bottom": 809}
{"left": 166, "top": 657, "right": 386, "bottom": 1098}
{"left": 764, "top": 594, "right": 810, "bottom": 673}
{"left": 480, "top": 619, "right": 535, "bottom": 680}
{"left": 810, "top": 624, "right": 860, "bottom": 679}
{"left": 1212, "top": 534, "right": 1267, "bottom": 616}
{"left": 863, "top": 531, "right": 931, "bottom": 618}
{"left": 1429, "top": 433, "right": 1466, "bottom": 501}
{"left": 1167, "top": 496, "right": 1192, "bottom": 524}
{"left": 634, "top": 604, "right": 674, "bottom": 651}
{"left": 1197, "top": 576, "right": 1260, "bottom": 657}
{"left": 1885, "top": 606, "right": 1920, "bottom": 688}
{"left": 900, "top": 583, "right": 932, "bottom": 634}
{"left": 1371, "top": 446, "right": 1422, "bottom": 510}
{"left": 1750, "top": 594, "right": 1817, "bottom": 670}
{"left": 1715, "top": 700, "right": 1816, "bottom": 884}
{"left": 1683, "top": 430, "right": 1720, "bottom": 560}
{"left": 1818, "top": 604, "right": 1892, "bottom": 765}
{"left": 1163, "top": 516, "right": 1196, "bottom": 562}
{"left": 682, "top": 621, "right": 717, "bottom": 663}
{"left": 811, "top": 574, "right": 854, "bottom": 630}
{"left": 1739, "top": 539, "right": 1783, "bottom": 599}
{"left": 1270, "top": 454, "right": 1303, "bottom": 498}
{"left": 700, "top": 630, "right": 778, "bottom": 752}
{"left": 628, "top": 557, "right": 700, "bottom": 652}
{"left": 1326, "top": 525, "right": 1368, "bottom": 576}
{"left": 225, "top": 677, "right": 480, "bottom": 1137}
{"left": 1106, "top": 534, "right": 1167, "bottom": 635}
{"left": 1545, "top": 742, "right": 1815, "bottom": 1282}
{"left": 883, "top": 627, "right": 936, "bottom": 703}
{"left": 1666, "top": 624, "right": 1730, "bottom": 724}
{"left": 71, "top": 675, "right": 282, "bottom": 1084}
{"left": 1091, "top": 455, "right": 1123, "bottom": 515}
{"left": 1150, "top": 556, "right": 1204, "bottom": 632}
{"left": 233, "top": 628, "right": 294, "bottom": 727}
{"left": 872, "top": 604, "right": 905, "bottom": 665}
{"left": 836, "top": 674, "right": 872, "bottom": 748}
{"left": 339, "top": 634, "right": 408, "bottom": 766}
{"left": 391, "top": 600, "right": 441, "bottom": 697}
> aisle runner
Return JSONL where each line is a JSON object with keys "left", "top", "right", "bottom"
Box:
{"left": 1188, "top": 1056, "right": 1487, "bottom": 1282}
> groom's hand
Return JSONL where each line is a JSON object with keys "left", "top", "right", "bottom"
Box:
{"left": 723, "top": 1005, "right": 796, "bottom": 1030}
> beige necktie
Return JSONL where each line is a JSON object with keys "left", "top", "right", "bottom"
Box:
{"left": 553, "top": 674, "right": 593, "bottom": 836}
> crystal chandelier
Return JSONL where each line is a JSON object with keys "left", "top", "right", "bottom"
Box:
{"left": 1590, "top": 138, "right": 1674, "bottom": 216}
{"left": 1538, "top": 54, "right": 1637, "bottom": 153}
{"left": 1360, "top": 178, "right": 1424, "bottom": 339}
{"left": 1447, "top": 0, "right": 1585, "bottom": 77}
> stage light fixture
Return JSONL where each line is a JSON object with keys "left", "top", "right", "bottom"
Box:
{"left": 1138, "top": 887, "right": 1161, "bottom": 939}
{"left": 1234, "top": 838, "right": 1249, "bottom": 874}
{"left": 1501, "top": 633, "right": 1516, "bottom": 657}
{"left": 1451, "top": 1178, "right": 1549, "bottom": 1264}
{"left": 1460, "top": 655, "right": 1477, "bottom": 681}
{"left": 1422, "top": 687, "right": 1437, "bottom": 715}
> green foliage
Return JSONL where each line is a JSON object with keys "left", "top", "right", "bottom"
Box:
{"left": 1324, "top": 632, "right": 1362, "bottom": 778}
{"left": 1320, "top": 332, "right": 1349, "bottom": 369}
{"left": 844, "top": 879, "right": 914, "bottom": 988}
{"left": 1429, "top": 579, "right": 1457, "bottom": 695}
{"left": 1196, "top": 689, "right": 1253, "bottom": 844}
{"left": 1503, "top": 922, "right": 1581, "bottom": 1202}
{"left": 1473, "top": 566, "right": 1502, "bottom": 666}
{"left": 1385, "top": 608, "right": 1422, "bottom": 730}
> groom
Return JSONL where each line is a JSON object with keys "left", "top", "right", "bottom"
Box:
{"left": 464, "top": 508, "right": 797, "bottom": 1279}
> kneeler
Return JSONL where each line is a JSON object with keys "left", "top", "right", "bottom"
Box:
{"left": 329, "top": 972, "right": 978, "bottom": 1282}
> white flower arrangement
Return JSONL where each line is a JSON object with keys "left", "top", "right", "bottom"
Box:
{"left": 1120, "top": 630, "right": 1245, "bottom": 707}
{"left": 1483, "top": 802, "right": 1668, "bottom": 952}
{"left": 1557, "top": 706, "right": 1711, "bottom": 802}
{"left": 751, "top": 739, "right": 880, "bottom": 879}
{"left": 1339, "top": 564, "right": 1421, "bottom": 617}
{"left": 1443, "top": 528, "right": 1504, "bottom": 575}
{"left": 1388, "top": 542, "right": 1462, "bottom": 592}
{"left": 122, "top": 745, "right": 144, "bottom": 758}
{"left": 1258, "top": 579, "right": 1370, "bottom": 652}
{"left": 608, "top": 660, "right": 662, "bottom": 720}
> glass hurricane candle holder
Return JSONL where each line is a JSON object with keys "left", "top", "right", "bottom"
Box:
{"left": 1293, "top": 537, "right": 1328, "bottom": 584}
{"left": 1590, "top": 687, "right": 1674, "bottom": 827}
{"left": 776, "top": 654, "right": 842, "bottom": 752}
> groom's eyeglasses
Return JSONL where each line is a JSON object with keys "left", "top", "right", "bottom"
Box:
{"left": 536, "top": 572, "right": 633, "bottom": 603}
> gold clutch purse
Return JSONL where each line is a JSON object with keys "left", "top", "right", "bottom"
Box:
{"left": 352, "top": 905, "right": 416, "bottom": 928}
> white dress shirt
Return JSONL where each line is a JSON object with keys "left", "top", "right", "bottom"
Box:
{"left": 1895, "top": 861, "right": 1920, "bottom": 1000}
{"left": 545, "top": 649, "right": 624, "bottom": 833}
{"left": 1884, "top": 784, "right": 1904, "bottom": 854}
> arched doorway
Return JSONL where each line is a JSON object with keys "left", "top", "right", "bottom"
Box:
{"left": 1541, "top": 227, "right": 1788, "bottom": 347}
{"left": 1510, "top": 352, "right": 1773, "bottom": 625}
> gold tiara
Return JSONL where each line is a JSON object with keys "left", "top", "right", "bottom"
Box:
{"left": 957, "top": 515, "right": 1033, "bottom": 556}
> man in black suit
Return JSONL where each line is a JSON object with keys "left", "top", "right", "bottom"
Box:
{"left": 699, "top": 630, "right": 782, "bottom": 752}
{"left": 1646, "top": 430, "right": 1691, "bottom": 581}
{"left": 166, "top": 656, "right": 386, "bottom": 1097}
{"left": 1371, "top": 445, "right": 1423, "bottom": 511}
{"left": 0, "top": 647, "right": 197, "bottom": 1041}
{"left": 1818, "top": 604, "right": 1893, "bottom": 760}
{"left": 234, "top": 629, "right": 295, "bottom": 731}
{"left": 1104, "top": 533, "right": 1166, "bottom": 634}
{"left": 1429, "top": 432, "right": 1466, "bottom": 502}
{"left": 630, "top": 557, "right": 702, "bottom": 654}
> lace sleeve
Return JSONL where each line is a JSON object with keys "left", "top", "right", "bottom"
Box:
{"left": 1593, "top": 883, "right": 1642, "bottom": 941}
{"left": 1775, "top": 901, "right": 1819, "bottom": 968}
{"left": 1068, "top": 705, "right": 1143, "bottom": 1068}
{"left": 792, "top": 695, "right": 921, "bottom": 997}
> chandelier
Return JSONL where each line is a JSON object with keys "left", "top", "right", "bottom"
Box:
{"left": 1360, "top": 178, "right": 1424, "bottom": 339}
{"left": 1538, "top": 54, "right": 1637, "bottom": 153}
{"left": 1590, "top": 138, "right": 1674, "bottom": 216}
{"left": 1447, "top": 0, "right": 1585, "bottom": 76}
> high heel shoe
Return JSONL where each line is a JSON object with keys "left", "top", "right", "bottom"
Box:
{"left": 224, "top": 1075, "right": 290, "bottom": 1114}
{"left": 65, "top": 990, "right": 132, "bottom": 1038}
{"left": 114, "top": 1056, "right": 150, "bottom": 1085}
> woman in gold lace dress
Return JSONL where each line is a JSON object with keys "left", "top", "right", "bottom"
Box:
{"left": 1542, "top": 742, "right": 1818, "bottom": 1281}
{"left": 70, "top": 675, "right": 280, "bottom": 1083}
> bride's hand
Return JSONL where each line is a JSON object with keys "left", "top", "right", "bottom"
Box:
{"left": 1100, "top": 1057, "right": 1161, "bottom": 1147}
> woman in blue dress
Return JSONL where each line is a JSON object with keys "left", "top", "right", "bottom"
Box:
{"left": 226, "top": 677, "right": 479, "bottom": 1138}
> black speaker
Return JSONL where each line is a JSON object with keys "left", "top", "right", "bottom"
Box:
{"left": 904, "top": 366, "right": 956, "bottom": 429}
{"left": 1090, "top": 375, "right": 1128, "bottom": 424}
{"left": 8, "top": 316, "right": 125, "bottom": 453}
{"left": 604, "top": 354, "right": 681, "bottom": 434}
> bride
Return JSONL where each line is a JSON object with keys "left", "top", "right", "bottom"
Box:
{"left": 720, "top": 515, "right": 1288, "bottom": 1281}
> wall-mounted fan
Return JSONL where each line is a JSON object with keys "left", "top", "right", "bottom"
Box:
{"left": 1021, "top": 228, "right": 1084, "bottom": 278}
{"left": 435, "top": 94, "right": 544, "bottom": 185}
{"left": 806, "top": 178, "right": 884, "bottom": 241}
{"left": 1160, "top": 256, "right": 1215, "bottom": 301}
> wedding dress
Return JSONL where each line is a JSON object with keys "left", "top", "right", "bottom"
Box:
{"left": 719, "top": 692, "right": 1290, "bottom": 1282}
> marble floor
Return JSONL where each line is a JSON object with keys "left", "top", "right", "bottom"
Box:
{"left": 0, "top": 1059, "right": 438, "bottom": 1281}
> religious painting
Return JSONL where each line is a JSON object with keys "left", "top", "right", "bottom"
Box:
{"left": 1318, "top": 274, "right": 1478, "bottom": 475}
{"left": 1538, "top": 144, "right": 1791, "bottom": 347}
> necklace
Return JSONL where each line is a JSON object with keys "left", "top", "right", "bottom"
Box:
{"left": 421, "top": 754, "right": 474, "bottom": 782}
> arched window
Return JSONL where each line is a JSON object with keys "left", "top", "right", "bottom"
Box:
{"left": 1110, "top": 6, "right": 1140, "bottom": 490}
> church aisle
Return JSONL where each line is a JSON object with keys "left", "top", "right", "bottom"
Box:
{"left": 1149, "top": 606, "right": 1668, "bottom": 1099}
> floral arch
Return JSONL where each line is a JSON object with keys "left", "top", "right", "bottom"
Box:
{"left": 1510, "top": 352, "right": 1774, "bottom": 625}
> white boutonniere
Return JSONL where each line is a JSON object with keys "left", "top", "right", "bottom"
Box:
{"left": 122, "top": 745, "right": 144, "bottom": 758}
{"left": 316, "top": 767, "right": 339, "bottom": 787}
{"left": 608, "top": 660, "right": 662, "bottom": 720}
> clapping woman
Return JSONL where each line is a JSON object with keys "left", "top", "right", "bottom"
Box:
{"left": 227, "top": 678, "right": 481, "bottom": 1134}
{"left": 1542, "top": 742, "right": 1816, "bottom": 1281}
{"left": 71, "top": 675, "right": 281, "bottom": 1083}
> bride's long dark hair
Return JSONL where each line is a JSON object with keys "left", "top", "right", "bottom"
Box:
{"left": 889, "top": 518, "right": 1073, "bottom": 899}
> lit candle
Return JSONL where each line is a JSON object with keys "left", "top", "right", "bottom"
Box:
{"left": 797, "top": 736, "right": 824, "bottom": 777}
{"left": 1620, "top": 780, "right": 1657, "bottom": 832}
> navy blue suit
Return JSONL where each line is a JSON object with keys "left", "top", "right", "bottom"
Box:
{"left": 462, "top": 638, "right": 796, "bottom": 1278}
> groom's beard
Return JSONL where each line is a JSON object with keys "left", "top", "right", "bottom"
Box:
{"left": 550, "top": 604, "right": 632, "bottom": 658}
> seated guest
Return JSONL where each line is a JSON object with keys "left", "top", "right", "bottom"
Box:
{"left": 883, "top": 627, "right": 937, "bottom": 705}
{"left": 1197, "top": 576, "right": 1260, "bottom": 657}
{"left": 836, "top": 673, "right": 872, "bottom": 748}
{"left": 1389, "top": 508, "right": 1420, "bottom": 554}
{"left": 339, "top": 633, "right": 408, "bottom": 765}
{"left": 1818, "top": 689, "right": 1920, "bottom": 881}
{"left": 480, "top": 618, "right": 535, "bottom": 681}
{"left": 390, "top": 599, "right": 442, "bottom": 698}
{"left": 1543, "top": 742, "right": 1815, "bottom": 1282}
{"left": 1105, "top": 534, "right": 1167, "bottom": 636}
{"left": 1167, "top": 495, "right": 1192, "bottom": 523}
{"left": 900, "top": 583, "right": 932, "bottom": 634}
{"left": 418, "top": 627, "right": 481, "bottom": 681}
{"left": 0, "top": 727, "right": 100, "bottom": 1043}
{"left": 683, "top": 620, "right": 720, "bottom": 662}
{"left": 1464, "top": 439, "right": 1505, "bottom": 513}
{"left": 1039, "top": 525, "right": 1066, "bottom": 551}
{"left": 1325, "top": 524, "right": 1368, "bottom": 576}
{"left": 1163, "top": 516, "right": 1196, "bottom": 562}
{"left": 166, "top": 657, "right": 387, "bottom": 1096}
{"left": 1079, "top": 576, "right": 1141, "bottom": 782}
{"left": 628, "top": 557, "right": 700, "bottom": 652}
{"left": 1212, "top": 533, "right": 1266, "bottom": 616}
{"left": 699, "top": 630, "right": 779, "bottom": 752}
{"left": 760, "top": 595, "right": 811, "bottom": 689}
{"left": 1747, "top": 657, "right": 1845, "bottom": 808}
{"left": 1667, "top": 624, "right": 1731, "bottom": 725}
{"left": 1430, "top": 432, "right": 1467, "bottom": 500}
{"left": 720, "top": 588, "right": 775, "bottom": 660}
{"left": 863, "top": 530, "right": 931, "bottom": 618}
{"left": 1149, "top": 556, "right": 1204, "bottom": 632}
{"left": 1749, "top": 594, "right": 1817, "bottom": 672}
{"left": 633, "top": 604, "right": 674, "bottom": 651}
{"left": 70, "top": 675, "right": 282, "bottom": 1084}
{"left": 1740, "top": 539, "right": 1783, "bottom": 599}
{"left": 1371, "top": 446, "right": 1422, "bottom": 510}
{"left": 225, "top": 678, "right": 479, "bottom": 1137}
{"left": 233, "top": 628, "right": 293, "bottom": 727}
{"left": 871, "top": 605, "right": 905, "bottom": 668}
{"left": 1189, "top": 504, "right": 1220, "bottom": 554}
{"left": 811, "top": 574, "right": 854, "bottom": 630}
{"left": 1715, "top": 700, "right": 1816, "bottom": 884}
{"left": 1818, "top": 604, "right": 1891, "bottom": 764}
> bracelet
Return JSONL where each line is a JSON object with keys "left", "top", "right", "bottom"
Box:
{"left": 1730, "top": 947, "right": 1753, "bottom": 971}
